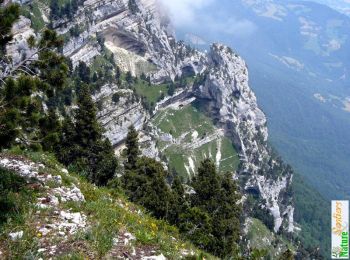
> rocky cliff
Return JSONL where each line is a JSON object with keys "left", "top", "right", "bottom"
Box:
{"left": 7, "top": 0, "right": 295, "bottom": 238}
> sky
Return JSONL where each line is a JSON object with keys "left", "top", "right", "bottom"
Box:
{"left": 158, "top": 0, "right": 257, "bottom": 39}
{"left": 159, "top": 0, "right": 214, "bottom": 26}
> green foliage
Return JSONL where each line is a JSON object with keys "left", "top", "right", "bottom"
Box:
{"left": 178, "top": 207, "right": 213, "bottom": 250}
{"left": 124, "top": 125, "right": 140, "bottom": 170}
{"left": 56, "top": 85, "right": 118, "bottom": 185}
{"left": 128, "top": 0, "right": 139, "bottom": 14}
{"left": 293, "top": 173, "right": 330, "bottom": 257}
{"left": 0, "top": 28, "right": 68, "bottom": 151}
{"left": 0, "top": 1, "right": 20, "bottom": 52}
{"left": 279, "top": 249, "right": 294, "bottom": 260}
{"left": 0, "top": 167, "right": 36, "bottom": 227}
{"left": 125, "top": 71, "right": 133, "bottom": 84}
{"left": 167, "top": 82, "right": 175, "bottom": 96}
{"left": 123, "top": 157, "right": 173, "bottom": 219}
{"left": 188, "top": 160, "right": 241, "bottom": 257}
{"left": 76, "top": 61, "right": 91, "bottom": 84}
{"left": 122, "top": 127, "right": 241, "bottom": 258}
{"left": 50, "top": 0, "right": 82, "bottom": 20}
{"left": 112, "top": 92, "right": 120, "bottom": 103}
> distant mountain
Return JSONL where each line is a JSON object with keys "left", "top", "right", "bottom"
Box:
{"left": 307, "top": 0, "right": 350, "bottom": 16}
{"left": 175, "top": 0, "right": 350, "bottom": 201}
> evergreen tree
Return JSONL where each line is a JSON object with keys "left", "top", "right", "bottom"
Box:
{"left": 125, "top": 71, "right": 133, "bottom": 85}
{"left": 115, "top": 66, "right": 121, "bottom": 80}
{"left": 167, "top": 82, "right": 175, "bottom": 96}
{"left": 56, "top": 117, "right": 77, "bottom": 165}
{"left": 211, "top": 172, "right": 241, "bottom": 257}
{"left": 123, "top": 157, "right": 173, "bottom": 219}
{"left": 124, "top": 125, "right": 140, "bottom": 170}
{"left": 77, "top": 61, "right": 91, "bottom": 83}
{"left": 74, "top": 84, "right": 102, "bottom": 149}
{"left": 128, "top": 0, "right": 139, "bottom": 14}
{"left": 49, "top": 1, "right": 60, "bottom": 20}
{"left": 56, "top": 85, "right": 118, "bottom": 185}
{"left": 39, "top": 108, "right": 61, "bottom": 152}
{"left": 279, "top": 249, "right": 294, "bottom": 260}
{"left": 169, "top": 175, "right": 187, "bottom": 225}
{"left": 0, "top": 1, "right": 20, "bottom": 52}
{"left": 187, "top": 159, "right": 242, "bottom": 258}
{"left": 178, "top": 207, "right": 214, "bottom": 250}
{"left": 191, "top": 159, "right": 221, "bottom": 213}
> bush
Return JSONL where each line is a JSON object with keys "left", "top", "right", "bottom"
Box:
{"left": 0, "top": 167, "right": 35, "bottom": 226}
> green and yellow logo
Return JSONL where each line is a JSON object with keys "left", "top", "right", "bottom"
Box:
{"left": 332, "top": 201, "right": 349, "bottom": 259}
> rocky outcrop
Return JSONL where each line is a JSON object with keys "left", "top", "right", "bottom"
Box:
{"left": 193, "top": 44, "right": 293, "bottom": 233}
{"left": 93, "top": 84, "right": 148, "bottom": 146}
{"left": 14, "top": 0, "right": 295, "bottom": 235}
{"left": 0, "top": 155, "right": 88, "bottom": 258}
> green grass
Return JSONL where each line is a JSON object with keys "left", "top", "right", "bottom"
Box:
{"left": 0, "top": 167, "right": 41, "bottom": 259}
{"left": 21, "top": 1, "right": 46, "bottom": 32}
{"left": 0, "top": 150, "right": 216, "bottom": 259}
{"left": 154, "top": 103, "right": 214, "bottom": 139}
{"left": 134, "top": 80, "right": 169, "bottom": 105}
{"left": 152, "top": 103, "right": 240, "bottom": 178}
{"left": 246, "top": 218, "right": 294, "bottom": 259}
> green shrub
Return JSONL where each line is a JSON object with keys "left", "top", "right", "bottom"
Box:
{"left": 0, "top": 167, "right": 36, "bottom": 227}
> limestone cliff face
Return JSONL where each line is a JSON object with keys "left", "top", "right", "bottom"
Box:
{"left": 54, "top": 0, "right": 293, "bottom": 232}
{"left": 193, "top": 44, "right": 294, "bottom": 233}
{"left": 8, "top": 0, "right": 295, "bottom": 235}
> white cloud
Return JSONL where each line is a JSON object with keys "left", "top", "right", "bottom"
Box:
{"left": 159, "top": 0, "right": 214, "bottom": 26}
{"left": 158, "top": 0, "right": 257, "bottom": 38}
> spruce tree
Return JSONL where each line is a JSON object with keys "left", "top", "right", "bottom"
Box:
{"left": 0, "top": 1, "right": 19, "bottom": 52}
{"left": 56, "top": 84, "right": 118, "bottom": 185}
{"left": 191, "top": 159, "right": 221, "bottom": 213}
{"left": 279, "top": 249, "right": 294, "bottom": 260}
{"left": 125, "top": 71, "right": 133, "bottom": 85}
{"left": 169, "top": 175, "right": 187, "bottom": 225}
{"left": 211, "top": 172, "right": 242, "bottom": 257}
{"left": 123, "top": 157, "right": 173, "bottom": 219}
{"left": 39, "top": 108, "right": 61, "bottom": 152}
{"left": 187, "top": 159, "right": 242, "bottom": 258}
{"left": 124, "top": 125, "right": 140, "bottom": 170}
{"left": 74, "top": 84, "right": 102, "bottom": 149}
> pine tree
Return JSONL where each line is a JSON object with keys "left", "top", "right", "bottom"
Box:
{"left": 191, "top": 159, "right": 221, "bottom": 212}
{"left": 178, "top": 207, "right": 214, "bottom": 250}
{"left": 125, "top": 71, "right": 133, "bottom": 85}
{"left": 77, "top": 61, "right": 91, "bottom": 84}
{"left": 122, "top": 157, "right": 173, "bottom": 219}
{"left": 187, "top": 159, "right": 242, "bottom": 258}
{"left": 92, "top": 139, "right": 119, "bottom": 186}
{"left": 39, "top": 108, "right": 61, "bottom": 152}
{"left": 0, "top": 1, "right": 20, "bottom": 52}
{"left": 74, "top": 84, "right": 102, "bottom": 149}
{"left": 124, "top": 125, "right": 140, "bottom": 170}
{"left": 169, "top": 175, "right": 187, "bottom": 225}
{"left": 279, "top": 249, "right": 294, "bottom": 260}
{"left": 211, "top": 172, "right": 241, "bottom": 257}
{"left": 56, "top": 117, "right": 77, "bottom": 165}
{"left": 115, "top": 66, "right": 121, "bottom": 80}
{"left": 56, "top": 84, "right": 118, "bottom": 185}
{"left": 128, "top": 0, "right": 139, "bottom": 14}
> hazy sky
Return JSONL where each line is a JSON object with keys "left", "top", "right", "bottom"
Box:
{"left": 158, "top": 0, "right": 257, "bottom": 38}
{"left": 159, "top": 0, "right": 214, "bottom": 26}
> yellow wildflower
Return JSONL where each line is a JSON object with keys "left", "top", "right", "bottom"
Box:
{"left": 151, "top": 223, "right": 157, "bottom": 230}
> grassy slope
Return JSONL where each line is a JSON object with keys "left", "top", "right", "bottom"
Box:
{"left": 152, "top": 102, "right": 240, "bottom": 178}
{"left": 0, "top": 149, "right": 216, "bottom": 259}
{"left": 246, "top": 218, "right": 295, "bottom": 259}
